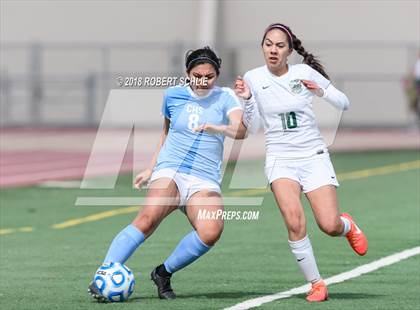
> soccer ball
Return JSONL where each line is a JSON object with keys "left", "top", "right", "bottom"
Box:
{"left": 93, "top": 262, "right": 135, "bottom": 302}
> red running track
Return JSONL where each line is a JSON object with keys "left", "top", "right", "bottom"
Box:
{"left": 1, "top": 127, "right": 418, "bottom": 188}
{"left": 0, "top": 150, "right": 145, "bottom": 188}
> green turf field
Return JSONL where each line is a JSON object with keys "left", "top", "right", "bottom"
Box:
{"left": 1, "top": 150, "right": 419, "bottom": 310}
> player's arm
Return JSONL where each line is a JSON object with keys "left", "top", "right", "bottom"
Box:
{"left": 235, "top": 76, "right": 261, "bottom": 134}
{"left": 193, "top": 109, "right": 247, "bottom": 139}
{"left": 301, "top": 79, "right": 350, "bottom": 110}
{"left": 134, "top": 118, "right": 169, "bottom": 189}
{"left": 224, "top": 109, "right": 248, "bottom": 139}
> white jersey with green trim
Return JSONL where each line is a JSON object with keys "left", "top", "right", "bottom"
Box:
{"left": 243, "top": 63, "right": 349, "bottom": 159}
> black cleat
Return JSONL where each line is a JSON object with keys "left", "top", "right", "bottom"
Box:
{"left": 150, "top": 267, "right": 176, "bottom": 299}
{"left": 88, "top": 281, "right": 107, "bottom": 303}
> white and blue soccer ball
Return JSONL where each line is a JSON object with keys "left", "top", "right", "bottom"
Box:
{"left": 93, "top": 262, "right": 135, "bottom": 302}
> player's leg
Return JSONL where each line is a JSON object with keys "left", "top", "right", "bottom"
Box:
{"left": 186, "top": 189, "right": 224, "bottom": 246}
{"left": 102, "top": 177, "right": 180, "bottom": 264}
{"left": 89, "top": 177, "right": 180, "bottom": 301}
{"left": 151, "top": 190, "right": 223, "bottom": 299}
{"left": 165, "top": 190, "right": 223, "bottom": 272}
{"left": 305, "top": 185, "right": 368, "bottom": 256}
{"left": 271, "top": 178, "right": 306, "bottom": 240}
{"left": 271, "top": 178, "right": 327, "bottom": 302}
{"left": 305, "top": 185, "right": 344, "bottom": 236}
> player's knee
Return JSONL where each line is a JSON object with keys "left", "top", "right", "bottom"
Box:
{"left": 319, "top": 221, "right": 342, "bottom": 236}
{"left": 196, "top": 222, "right": 224, "bottom": 246}
{"left": 284, "top": 212, "right": 306, "bottom": 236}
{"left": 288, "top": 223, "right": 306, "bottom": 238}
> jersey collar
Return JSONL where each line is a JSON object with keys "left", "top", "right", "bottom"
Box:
{"left": 265, "top": 64, "right": 291, "bottom": 81}
{"left": 187, "top": 85, "right": 215, "bottom": 100}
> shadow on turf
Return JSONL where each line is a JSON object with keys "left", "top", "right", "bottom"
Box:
{"left": 295, "top": 292, "right": 384, "bottom": 300}
{"left": 131, "top": 291, "right": 269, "bottom": 300}
{"left": 89, "top": 292, "right": 384, "bottom": 304}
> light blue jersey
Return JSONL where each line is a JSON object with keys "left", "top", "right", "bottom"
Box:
{"left": 154, "top": 85, "right": 242, "bottom": 185}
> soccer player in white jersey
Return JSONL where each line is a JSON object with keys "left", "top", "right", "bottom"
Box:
{"left": 236, "top": 23, "right": 368, "bottom": 302}
{"left": 88, "top": 47, "right": 247, "bottom": 301}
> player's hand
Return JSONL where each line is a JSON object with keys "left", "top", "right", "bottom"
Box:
{"left": 234, "top": 76, "right": 252, "bottom": 100}
{"left": 301, "top": 79, "right": 324, "bottom": 97}
{"left": 193, "top": 123, "right": 223, "bottom": 135}
{"left": 133, "top": 168, "right": 153, "bottom": 189}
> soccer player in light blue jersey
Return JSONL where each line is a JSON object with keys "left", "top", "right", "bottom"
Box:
{"left": 89, "top": 47, "right": 248, "bottom": 301}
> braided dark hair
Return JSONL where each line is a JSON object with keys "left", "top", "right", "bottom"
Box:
{"left": 262, "top": 23, "right": 329, "bottom": 80}
{"left": 185, "top": 46, "right": 222, "bottom": 75}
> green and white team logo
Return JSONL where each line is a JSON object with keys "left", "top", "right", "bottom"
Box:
{"left": 289, "top": 79, "right": 303, "bottom": 94}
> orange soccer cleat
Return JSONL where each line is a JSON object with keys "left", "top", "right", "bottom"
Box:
{"left": 306, "top": 280, "right": 328, "bottom": 302}
{"left": 341, "top": 213, "right": 368, "bottom": 256}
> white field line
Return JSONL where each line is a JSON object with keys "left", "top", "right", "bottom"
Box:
{"left": 224, "top": 246, "right": 420, "bottom": 310}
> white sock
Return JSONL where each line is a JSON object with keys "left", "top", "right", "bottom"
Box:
{"left": 340, "top": 216, "right": 351, "bottom": 236}
{"left": 288, "top": 235, "right": 321, "bottom": 284}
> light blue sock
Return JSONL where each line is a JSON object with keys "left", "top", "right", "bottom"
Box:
{"left": 103, "top": 224, "right": 145, "bottom": 264}
{"left": 163, "top": 230, "right": 211, "bottom": 273}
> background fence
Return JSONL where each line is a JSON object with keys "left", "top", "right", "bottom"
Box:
{"left": 1, "top": 40, "right": 418, "bottom": 127}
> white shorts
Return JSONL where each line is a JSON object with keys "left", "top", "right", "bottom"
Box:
{"left": 265, "top": 152, "right": 339, "bottom": 193}
{"left": 150, "top": 168, "right": 221, "bottom": 212}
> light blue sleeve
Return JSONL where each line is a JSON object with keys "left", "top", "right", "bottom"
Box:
{"left": 160, "top": 90, "right": 170, "bottom": 118}
{"left": 223, "top": 88, "right": 243, "bottom": 118}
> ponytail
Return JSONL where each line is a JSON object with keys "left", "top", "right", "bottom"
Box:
{"left": 292, "top": 34, "right": 329, "bottom": 80}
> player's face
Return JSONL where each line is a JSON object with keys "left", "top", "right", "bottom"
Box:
{"left": 188, "top": 63, "right": 218, "bottom": 96}
{"left": 262, "top": 29, "right": 292, "bottom": 74}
